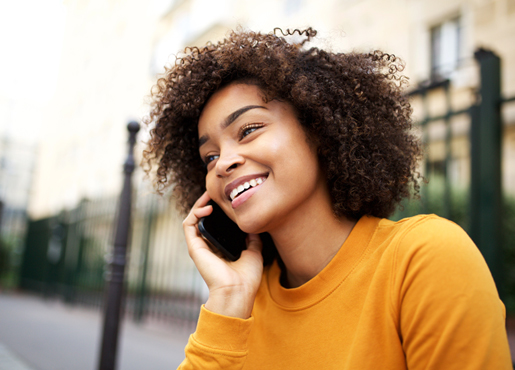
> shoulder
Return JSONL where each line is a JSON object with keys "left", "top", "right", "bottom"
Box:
{"left": 378, "top": 214, "right": 499, "bottom": 307}
{"left": 378, "top": 214, "right": 481, "bottom": 266}
{"left": 379, "top": 214, "right": 470, "bottom": 244}
{"left": 382, "top": 217, "right": 511, "bottom": 369}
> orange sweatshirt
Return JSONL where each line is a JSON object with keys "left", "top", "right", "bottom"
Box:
{"left": 179, "top": 215, "right": 512, "bottom": 369}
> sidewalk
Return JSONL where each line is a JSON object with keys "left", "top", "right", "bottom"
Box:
{"left": 0, "top": 292, "right": 191, "bottom": 370}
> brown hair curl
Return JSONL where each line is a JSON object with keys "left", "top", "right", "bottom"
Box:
{"left": 143, "top": 28, "right": 422, "bottom": 219}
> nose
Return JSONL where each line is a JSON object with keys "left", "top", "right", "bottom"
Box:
{"left": 215, "top": 150, "right": 245, "bottom": 177}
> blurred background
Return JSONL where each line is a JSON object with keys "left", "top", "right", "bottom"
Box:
{"left": 0, "top": 0, "right": 514, "bottom": 368}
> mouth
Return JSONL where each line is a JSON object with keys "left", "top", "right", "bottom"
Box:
{"left": 225, "top": 174, "right": 268, "bottom": 201}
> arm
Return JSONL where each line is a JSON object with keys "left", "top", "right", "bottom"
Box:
{"left": 178, "top": 192, "right": 264, "bottom": 369}
{"left": 178, "top": 306, "right": 253, "bottom": 370}
{"left": 394, "top": 216, "right": 512, "bottom": 369}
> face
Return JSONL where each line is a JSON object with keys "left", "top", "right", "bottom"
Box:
{"left": 198, "top": 83, "right": 329, "bottom": 234}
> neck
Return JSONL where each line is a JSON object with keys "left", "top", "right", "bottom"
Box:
{"left": 268, "top": 194, "right": 356, "bottom": 289}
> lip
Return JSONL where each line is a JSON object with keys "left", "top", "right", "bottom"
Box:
{"left": 224, "top": 173, "right": 269, "bottom": 200}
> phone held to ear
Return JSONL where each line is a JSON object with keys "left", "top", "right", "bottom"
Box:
{"left": 198, "top": 200, "right": 274, "bottom": 261}
{"left": 198, "top": 201, "right": 247, "bottom": 261}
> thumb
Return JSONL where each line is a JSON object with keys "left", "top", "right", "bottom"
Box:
{"left": 246, "top": 233, "right": 263, "bottom": 254}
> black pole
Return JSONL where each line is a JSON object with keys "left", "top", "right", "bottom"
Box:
{"left": 98, "top": 121, "right": 140, "bottom": 370}
{"left": 469, "top": 49, "right": 503, "bottom": 298}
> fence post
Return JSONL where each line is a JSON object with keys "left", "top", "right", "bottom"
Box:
{"left": 443, "top": 82, "right": 452, "bottom": 220}
{"left": 98, "top": 121, "right": 140, "bottom": 370}
{"left": 134, "top": 197, "right": 155, "bottom": 323}
{"left": 470, "top": 49, "right": 503, "bottom": 297}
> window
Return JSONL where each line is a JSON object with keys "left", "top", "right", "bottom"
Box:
{"left": 430, "top": 17, "right": 462, "bottom": 79}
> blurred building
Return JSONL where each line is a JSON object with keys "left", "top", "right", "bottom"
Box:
{"left": 28, "top": 0, "right": 169, "bottom": 219}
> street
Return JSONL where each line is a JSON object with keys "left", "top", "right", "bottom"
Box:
{"left": 0, "top": 293, "right": 191, "bottom": 370}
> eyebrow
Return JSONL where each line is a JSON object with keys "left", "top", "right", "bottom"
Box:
{"left": 198, "top": 105, "right": 267, "bottom": 147}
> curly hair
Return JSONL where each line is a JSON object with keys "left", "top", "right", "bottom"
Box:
{"left": 143, "top": 28, "right": 422, "bottom": 220}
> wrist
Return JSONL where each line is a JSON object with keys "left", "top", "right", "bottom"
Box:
{"left": 205, "top": 289, "right": 254, "bottom": 319}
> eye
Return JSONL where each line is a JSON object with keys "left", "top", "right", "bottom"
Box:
{"left": 238, "top": 123, "right": 264, "bottom": 140}
{"left": 203, "top": 154, "right": 219, "bottom": 167}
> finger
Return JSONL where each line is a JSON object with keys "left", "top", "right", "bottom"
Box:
{"left": 193, "top": 190, "right": 211, "bottom": 208}
{"left": 200, "top": 237, "right": 226, "bottom": 259}
{"left": 191, "top": 204, "right": 213, "bottom": 221}
{"left": 183, "top": 210, "right": 210, "bottom": 241}
{"left": 184, "top": 210, "right": 213, "bottom": 252}
{"left": 183, "top": 192, "right": 212, "bottom": 228}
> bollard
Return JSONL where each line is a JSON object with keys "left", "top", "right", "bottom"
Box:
{"left": 98, "top": 121, "right": 140, "bottom": 370}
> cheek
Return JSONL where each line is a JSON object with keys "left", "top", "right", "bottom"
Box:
{"left": 205, "top": 172, "right": 219, "bottom": 199}
{"left": 270, "top": 134, "right": 318, "bottom": 171}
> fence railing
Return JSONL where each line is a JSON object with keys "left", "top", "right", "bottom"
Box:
{"left": 17, "top": 185, "right": 206, "bottom": 330}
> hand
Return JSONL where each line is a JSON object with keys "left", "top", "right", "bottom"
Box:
{"left": 183, "top": 191, "right": 264, "bottom": 319}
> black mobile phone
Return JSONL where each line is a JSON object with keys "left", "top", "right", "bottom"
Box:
{"left": 198, "top": 201, "right": 248, "bottom": 261}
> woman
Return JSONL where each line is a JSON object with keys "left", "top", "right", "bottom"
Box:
{"left": 143, "top": 28, "right": 512, "bottom": 369}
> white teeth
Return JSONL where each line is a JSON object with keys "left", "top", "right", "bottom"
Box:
{"left": 229, "top": 177, "right": 266, "bottom": 201}
{"left": 230, "top": 189, "right": 238, "bottom": 200}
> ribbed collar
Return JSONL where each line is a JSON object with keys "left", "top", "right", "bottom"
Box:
{"left": 266, "top": 215, "right": 380, "bottom": 310}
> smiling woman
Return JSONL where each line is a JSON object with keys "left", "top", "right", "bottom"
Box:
{"left": 143, "top": 29, "right": 512, "bottom": 369}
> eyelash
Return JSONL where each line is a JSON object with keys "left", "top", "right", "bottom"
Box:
{"left": 238, "top": 123, "right": 264, "bottom": 140}
{"left": 203, "top": 123, "right": 265, "bottom": 167}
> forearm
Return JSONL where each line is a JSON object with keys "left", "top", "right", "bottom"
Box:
{"left": 177, "top": 305, "right": 253, "bottom": 370}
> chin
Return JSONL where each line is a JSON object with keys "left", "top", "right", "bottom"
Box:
{"left": 236, "top": 217, "right": 269, "bottom": 235}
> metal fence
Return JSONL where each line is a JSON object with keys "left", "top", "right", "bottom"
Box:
{"left": 17, "top": 186, "right": 206, "bottom": 330}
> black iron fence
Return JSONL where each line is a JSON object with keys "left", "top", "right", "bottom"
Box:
{"left": 17, "top": 188, "right": 205, "bottom": 330}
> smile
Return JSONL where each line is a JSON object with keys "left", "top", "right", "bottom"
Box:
{"left": 230, "top": 177, "right": 266, "bottom": 200}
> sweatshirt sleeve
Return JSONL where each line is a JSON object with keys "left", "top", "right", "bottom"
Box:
{"left": 394, "top": 216, "right": 512, "bottom": 370}
{"left": 177, "top": 305, "right": 253, "bottom": 370}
